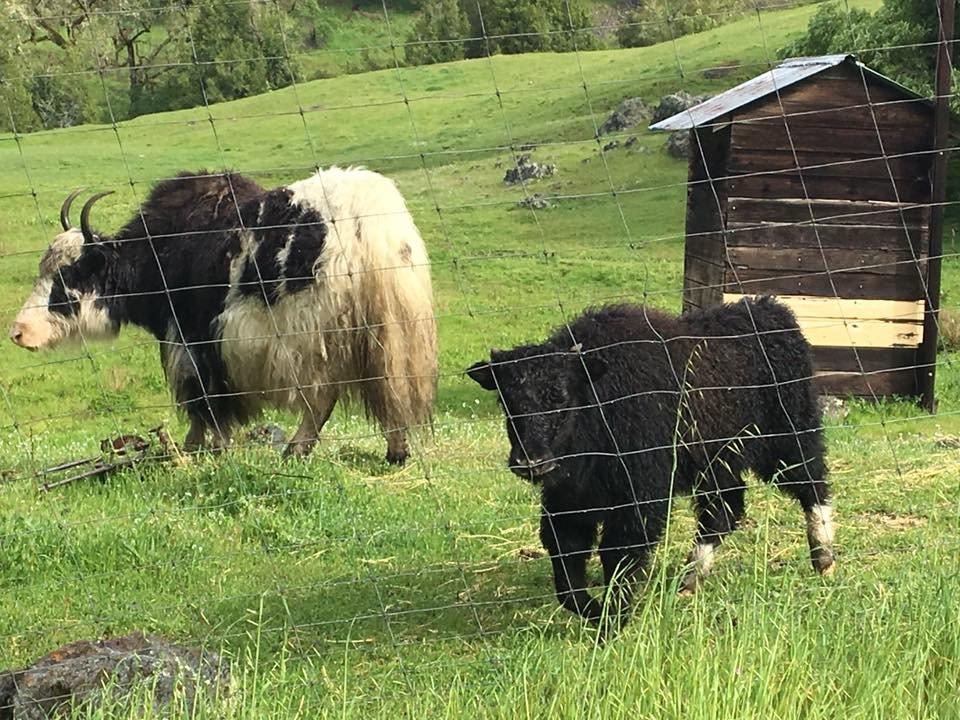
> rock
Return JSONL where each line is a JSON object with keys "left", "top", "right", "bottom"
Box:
{"left": 602, "top": 140, "right": 620, "bottom": 152}
{"left": 819, "top": 396, "right": 848, "bottom": 423}
{"left": 518, "top": 142, "right": 538, "bottom": 152}
{"left": 625, "top": 136, "right": 639, "bottom": 148}
{"left": 702, "top": 62, "right": 738, "bottom": 79}
{"left": 0, "top": 632, "right": 229, "bottom": 719}
{"left": 516, "top": 194, "right": 553, "bottom": 210}
{"left": 599, "top": 97, "right": 650, "bottom": 135}
{"left": 651, "top": 91, "right": 713, "bottom": 125}
{"left": 245, "top": 423, "right": 287, "bottom": 450}
{"left": 666, "top": 130, "right": 690, "bottom": 158}
{"left": 503, "top": 154, "right": 556, "bottom": 185}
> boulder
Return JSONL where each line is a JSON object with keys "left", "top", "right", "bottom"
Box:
{"left": 517, "top": 194, "right": 553, "bottom": 210}
{"left": 599, "top": 97, "right": 651, "bottom": 135}
{"left": 504, "top": 155, "right": 556, "bottom": 185}
{"left": 666, "top": 130, "right": 690, "bottom": 158}
{"left": 0, "top": 633, "right": 229, "bottom": 719}
{"left": 651, "top": 91, "right": 713, "bottom": 124}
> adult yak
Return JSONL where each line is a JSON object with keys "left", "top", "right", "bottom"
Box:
{"left": 11, "top": 168, "right": 437, "bottom": 465}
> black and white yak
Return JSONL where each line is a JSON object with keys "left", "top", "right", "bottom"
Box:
{"left": 10, "top": 168, "right": 437, "bottom": 464}
{"left": 467, "top": 298, "right": 835, "bottom": 626}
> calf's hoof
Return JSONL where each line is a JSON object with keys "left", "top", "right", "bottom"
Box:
{"left": 678, "top": 574, "right": 699, "bottom": 597}
{"left": 812, "top": 550, "right": 836, "bottom": 576}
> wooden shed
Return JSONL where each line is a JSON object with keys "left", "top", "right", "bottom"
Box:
{"left": 650, "top": 54, "right": 944, "bottom": 401}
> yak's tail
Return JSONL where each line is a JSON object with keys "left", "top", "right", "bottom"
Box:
{"left": 314, "top": 167, "right": 438, "bottom": 436}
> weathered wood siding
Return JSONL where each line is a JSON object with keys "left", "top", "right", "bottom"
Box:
{"left": 682, "top": 125, "right": 730, "bottom": 312}
{"left": 682, "top": 62, "right": 936, "bottom": 397}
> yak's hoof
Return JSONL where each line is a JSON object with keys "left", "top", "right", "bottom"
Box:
{"left": 386, "top": 450, "right": 408, "bottom": 466}
{"left": 283, "top": 441, "right": 315, "bottom": 459}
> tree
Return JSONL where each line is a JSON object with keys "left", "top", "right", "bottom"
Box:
{"left": 406, "top": 0, "right": 469, "bottom": 66}
{"left": 186, "top": 0, "right": 299, "bottom": 106}
{"left": 0, "top": 14, "right": 42, "bottom": 133}
{"left": 783, "top": 0, "right": 958, "bottom": 104}
{"left": 7, "top": 0, "right": 188, "bottom": 119}
{"left": 7, "top": 0, "right": 99, "bottom": 49}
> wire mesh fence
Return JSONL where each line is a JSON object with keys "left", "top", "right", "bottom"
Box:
{"left": 0, "top": 0, "right": 958, "bottom": 716}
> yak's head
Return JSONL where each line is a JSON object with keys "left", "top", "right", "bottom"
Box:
{"left": 10, "top": 190, "right": 120, "bottom": 351}
{"left": 467, "top": 343, "right": 607, "bottom": 481}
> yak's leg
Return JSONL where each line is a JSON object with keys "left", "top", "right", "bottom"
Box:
{"left": 182, "top": 416, "right": 207, "bottom": 454}
{"left": 361, "top": 374, "right": 411, "bottom": 466}
{"left": 680, "top": 477, "right": 746, "bottom": 595}
{"left": 540, "top": 512, "right": 603, "bottom": 622}
{"left": 384, "top": 429, "right": 408, "bottom": 466}
{"left": 208, "top": 426, "right": 232, "bottom": 454}
{"left": 284, "top": 392, "right": 339, "bottom": 459}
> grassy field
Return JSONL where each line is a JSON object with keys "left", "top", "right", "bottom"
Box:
{"left": 1, "top": 0, "right": 959, "bottom": 717}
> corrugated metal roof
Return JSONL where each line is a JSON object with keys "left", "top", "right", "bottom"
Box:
{"left": 648, "top": 54, "right": 930, "bottom": 132}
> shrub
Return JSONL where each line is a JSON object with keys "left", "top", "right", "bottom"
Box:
{"left": 938, "top": 307, "right": 960, "bottom": 353}
{"left": 406, "top": 0, "right": 470, "bottom": 66}
{"left": 617, "top": 0, "right": 741, "bottom": 48}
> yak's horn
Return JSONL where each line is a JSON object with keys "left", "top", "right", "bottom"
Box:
{"left": 59, "top": 188, "right": 85, "bottom": 231}
{"left": 80, "top": 191, "right": 114, "bottom": 244}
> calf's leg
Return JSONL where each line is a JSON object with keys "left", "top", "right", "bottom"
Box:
{"left": 598, "top": 504, "right": 668, "bottom": 618}
{"left": 680, "top": 477, "right": 747, "bottom": 594}
{"left": 765, "top": 438, "right": 836, "bottom": 575}
{"left": 540, "top": 512, "right": 603, "bottom": 622}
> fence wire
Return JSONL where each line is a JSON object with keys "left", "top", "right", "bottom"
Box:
{"left": 0, "top": 0, "right": 958, "bottom": 713}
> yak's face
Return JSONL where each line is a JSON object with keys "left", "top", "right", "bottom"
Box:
{"left": 10, "top": 231, "right": 117, "bottom": 351}
{"left": 467, "top": 345, "right": 607, "bottom": 481}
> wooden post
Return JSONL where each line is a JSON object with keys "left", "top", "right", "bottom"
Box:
{"left": 919, "top": 0, "right": 955, "bottom": 412}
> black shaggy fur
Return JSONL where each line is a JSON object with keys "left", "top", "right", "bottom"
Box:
{"left": 467, "top": 297, "right": 834, "bottom": 627}
{"left": 50, "top": 170, "right": 327, "bottom": 436}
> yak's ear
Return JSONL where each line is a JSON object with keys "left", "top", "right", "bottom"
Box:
{"left": 74, "top": 244, "right": 108, "bottom": 276}
{"left": 569, "top": 342, "right": 607, "bottom": 383}
{"left": 466, "top": 359, "right": 497, "bottom": 391}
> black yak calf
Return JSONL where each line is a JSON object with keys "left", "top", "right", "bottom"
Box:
{"left": 467, "top": 297, "right": 835, "bottom": 625}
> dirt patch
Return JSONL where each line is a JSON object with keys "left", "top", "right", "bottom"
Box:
{"left": 858, "top": 511, "right": 926, "bottom": 530}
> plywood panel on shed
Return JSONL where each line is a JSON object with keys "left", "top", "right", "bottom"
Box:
{"left": 730, "top": 122, "right": 932, "bottom": 158}
{"left": 727, "top": 151, "right": 930, "bottom": 182}
{"left": 726, "top": 172, "right": 930, "bottom": 204}
{"left": 726, "top": 197, "right": 929, "bottom": 227}
{"left": 812, "top": 345, "right": 920, "bottom": 373}
{"left": 722, "top": 294, "right": 925, "bottom": 322}
{"left": 725, "top": 246, "right": 926, "bottom": 277}
{"left": 724, "top": 222, "right": 928, "bottom": 253}
{"left": 814, "top": 368, "right": 918, "bottom": 396}
{"left": 721, "top": 292, "right": 923, "bottom": 348}
{"left": 723, "top": 268, "right": 926, "bottom": 300}
{"left": 793, "top": 317, "right": 922, "bottom": 348}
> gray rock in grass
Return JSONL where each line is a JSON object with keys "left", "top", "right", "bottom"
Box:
{"left": 0, "top": 632, "right": 229, "bottom": 719}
